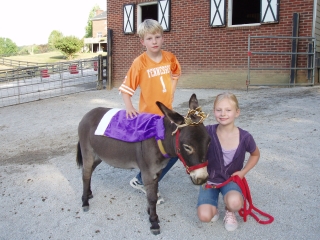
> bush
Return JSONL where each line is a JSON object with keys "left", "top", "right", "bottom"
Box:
{"left": 0, "top": 37, "right": 18, "bottom": 56}
{"left": 54, "top": 36, "right": 84, "bottom": 60}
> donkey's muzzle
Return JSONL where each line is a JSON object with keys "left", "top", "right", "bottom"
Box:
{"left": 189, "top": 167, "right": 208, "bottom": 185}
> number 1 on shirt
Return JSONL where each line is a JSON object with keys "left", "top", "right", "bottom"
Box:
{"left": 160, "top": 76, "right": 167, "bottom": 93}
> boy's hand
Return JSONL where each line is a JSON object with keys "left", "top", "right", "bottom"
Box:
{"left": 126, "top": 107, "right": 139, "bottom": 118}
{"left": 121, "top": 92, "right": 139, "bottom": 118}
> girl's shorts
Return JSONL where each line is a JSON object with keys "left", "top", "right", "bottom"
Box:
{"left": 197, "top": 181, "right": 242, "bottom": 207}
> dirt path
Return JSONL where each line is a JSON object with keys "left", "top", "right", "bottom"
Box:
{"left": 0, "top": 87, "right": 319, "bottom": 239}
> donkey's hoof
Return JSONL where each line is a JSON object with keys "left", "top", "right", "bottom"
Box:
{"left": 82, "top": 206, "right": 89, "bottom": 212}
{"left": 150, "top": 222, "right": 160, "bottom": 235}
{"left": 150, "top": 228, "right": 160, "bottom": 235}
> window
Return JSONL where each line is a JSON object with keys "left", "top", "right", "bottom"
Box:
{"left": 142, "top": 3, "right": 158, "bottom": 22}
{"left": 230, "top": 0, "right": 260, "bottom": 25}
{"left": 124, "top": 0, "right": 171, "bottom": 34}
{"left": 138, "top": 0, "right": 170, "bottom": 31}
{"left": 137, "top": 2, "right": 158, "bottom": 28}
{"left": 210, "top": 0, "right": 279, "bottom": 28}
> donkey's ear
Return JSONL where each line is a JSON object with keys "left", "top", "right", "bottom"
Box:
{"left": 156, "top": 101, "right": 185, "bottom": 125}
{"left": 189, "top": 94, "right": 199, "bottom": 110}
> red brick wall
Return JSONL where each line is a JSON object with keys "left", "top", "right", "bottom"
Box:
{"left": 107, "top": 0, "right": 315, "bottom": 89}
{"left": 92, "top": 19, "right": 108, "bottom": 38}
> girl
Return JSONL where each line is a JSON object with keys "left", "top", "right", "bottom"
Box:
{"left": 197, "top": 92, "right": 260, "bottom": 231}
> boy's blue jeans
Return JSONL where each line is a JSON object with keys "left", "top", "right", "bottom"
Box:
{"left": 135, "top": 157, "right": 179, "bottom": 184}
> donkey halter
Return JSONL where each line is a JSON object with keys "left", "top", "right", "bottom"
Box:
{"left": 173, "top": 106, "right": 209, "bottom": 174}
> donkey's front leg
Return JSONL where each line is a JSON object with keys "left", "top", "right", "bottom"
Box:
{"left": 145, "top": 182, "right": 160, "bottom": 235}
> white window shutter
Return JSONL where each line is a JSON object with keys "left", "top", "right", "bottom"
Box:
{"left": 210, "top": 0, "right": 226, "bottom": 27}
{"left": 123, "top": 4, "right": 135, "bottom": 34}
{"left": 158, "top": 0, "right": 170, "bottom": 31}
{"left": 261, "top": 0, "right": 279, "bottom": 24}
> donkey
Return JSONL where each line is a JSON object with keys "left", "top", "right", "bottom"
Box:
{"left": 76, "top": 94, "right": 211, "bottom": 235}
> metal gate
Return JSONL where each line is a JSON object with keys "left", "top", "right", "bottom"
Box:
{"left": 0, "top": 29, "right": 113, "bottom": 108}
{"left": 247, "top": 35, "right": 316, "bottom": 88}
{"left": 0, "top": 58, "right": 100, "bottom": 108}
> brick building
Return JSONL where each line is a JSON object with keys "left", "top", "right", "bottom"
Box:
{"left": 84, "top": 10, "right": 107, "bottom": 52}
{"left": 106, "top": 0, "right": 320, "bottom": 89}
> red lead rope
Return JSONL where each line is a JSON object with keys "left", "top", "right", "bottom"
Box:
{"left": 205, "top": 175, "right": 274, "bottom": 224}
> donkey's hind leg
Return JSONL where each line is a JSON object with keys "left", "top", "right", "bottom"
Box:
{"left": 81, "top": 152, "right": 101, "bottom": 212}
{"left": 86, "top": 157, "right": 102, "bottom": 199}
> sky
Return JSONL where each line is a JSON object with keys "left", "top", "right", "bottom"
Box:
{"left": 0, "top": 0, "right": 106, "bottom": 46}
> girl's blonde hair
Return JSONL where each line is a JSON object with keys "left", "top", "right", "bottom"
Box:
{"left": 137, "top": 19, "right": 163, "bottom": 39}
{"left": 214, "top": 92, "right": 240, "bottom": 110}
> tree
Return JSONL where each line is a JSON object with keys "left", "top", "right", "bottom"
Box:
{"left": 54, "top": 36, "right": 84, "bottom": 59}
{"left": 0, "top": 37, "right": 18, "bottom": 56}
{"left": 84, "top": 5, "right": 101, "bottom": 38}
{"left": 34, "top": 44, "right": 49, "bottom": 54}
{"left": 48, "top": 30, "right": 63, "bottom": 51}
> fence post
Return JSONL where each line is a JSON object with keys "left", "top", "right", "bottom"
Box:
{"left": 247, "top": 35, "right": 251, "bottom": 91}
{"left": 59, "top": 63, "right": 63, "bottom": 80}
{"left": 107, "top": 28, "right": 113, "bottom": 90}
{"left": 60, "top": 65, "right": 63, "bottom": 95}
{"left": 290, "top": 13, "right": 299, "bottom": 86}
{"left": 96, "top": 55, "right": 103, "bottom": 90}
{"left": 80, "top": 60, "right": 83, "bottom": 76}
{"left": 17, "top": 77, "right": 21, "bottom": 104}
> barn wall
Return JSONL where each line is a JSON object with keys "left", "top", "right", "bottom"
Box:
{"left": 107, "top": 0, "right": 315, "bottom": 89}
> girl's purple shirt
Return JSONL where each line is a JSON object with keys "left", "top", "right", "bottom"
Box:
{"left": 206, "top": 124, "right": 257, "bottom": 184}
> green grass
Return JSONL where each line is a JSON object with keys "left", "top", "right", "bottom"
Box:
{"left": 2, "top": 51, "right": 107, "bottom": 64}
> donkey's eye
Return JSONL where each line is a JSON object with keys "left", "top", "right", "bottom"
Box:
{"left": 183, "top": 144, "right": 194, "bottom": 155}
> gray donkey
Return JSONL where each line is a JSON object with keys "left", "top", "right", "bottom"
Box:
{"left": 76, "top": 93, "right": 210, "bottom": 235}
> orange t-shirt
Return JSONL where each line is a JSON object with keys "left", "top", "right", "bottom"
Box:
{"left": 119, "top": 50, "right": 181, "bottom": 116}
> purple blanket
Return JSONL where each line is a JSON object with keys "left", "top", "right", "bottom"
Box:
{"left": 101, "top": 110, "right": 165, "bottom": 142}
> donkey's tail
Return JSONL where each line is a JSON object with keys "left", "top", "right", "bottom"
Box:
{"left": 76, "top": 142, "right": 83, "bottom": 168}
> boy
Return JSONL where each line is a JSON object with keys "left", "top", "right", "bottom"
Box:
{"left": 119, "top": 19, "right": 181, "bottom": 204}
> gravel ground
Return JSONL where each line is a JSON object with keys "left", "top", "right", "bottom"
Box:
{"left": 0, "top": 86, "right": 319, "bottom": 240}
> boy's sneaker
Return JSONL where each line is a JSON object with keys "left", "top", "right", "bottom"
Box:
{"left": 157, "top": 192, "right": 164, "bottom": 205}
{"left": 211, "top": 210, "right": 220, "bottom": 222}
{"left": 130, "top": 177, "right": 146, "bottom": 194}
{"left": 129, "top": 177, "right": 164, "bottom": 204}
{"left": 223, "top": 210, "right": 238, "bottom": 231}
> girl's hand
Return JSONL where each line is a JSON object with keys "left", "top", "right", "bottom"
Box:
{"left": 232, "top": 147, "right": 260, "bottom": 180}
{"left": 231, "top": 171, "right": 245, "bottom": 179}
